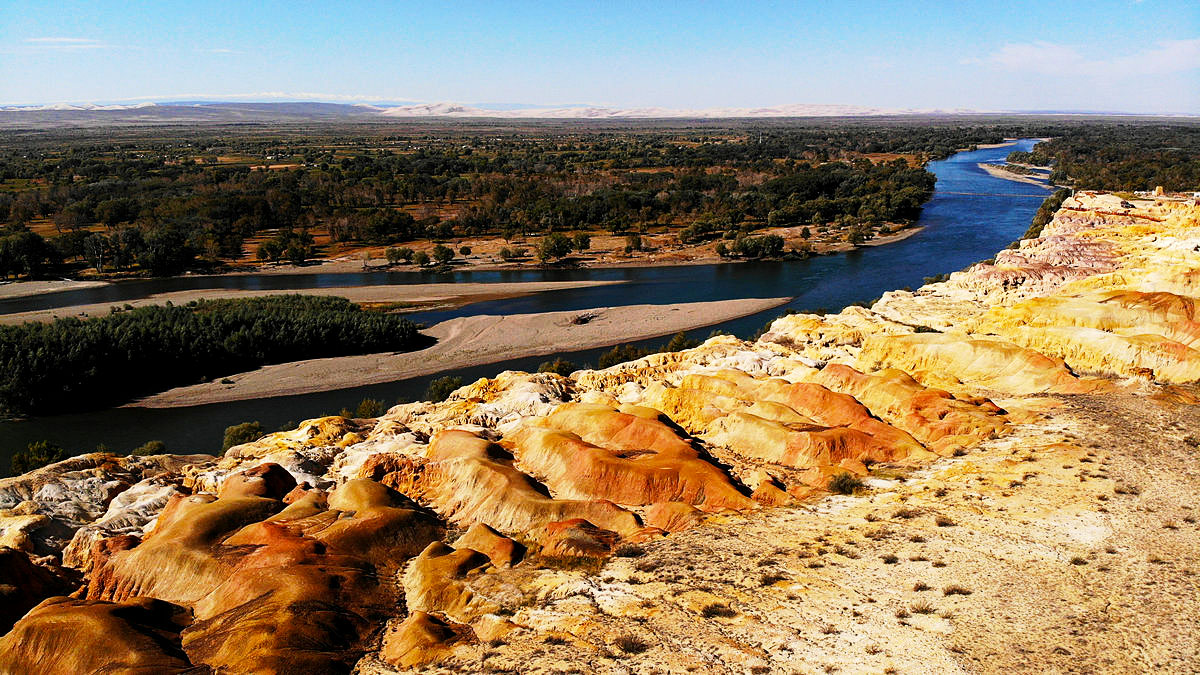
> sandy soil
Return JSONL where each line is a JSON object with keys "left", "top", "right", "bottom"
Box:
{"left": 0, "top": 280, "right": 625, "bottom": 325}
{"left": 0, "top": 279, "right": 110, "bottom": 299}
{"left": 977, "top": 162, "right": 1055, "bottom": 188}
{"left": 129, "top": 297, "right": 790, "bottom": 408}
{"left": 972, "top": 140, "right": 1018, "bottom": 149}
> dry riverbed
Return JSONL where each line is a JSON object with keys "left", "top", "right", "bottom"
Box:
{"left": 130, "top": 297, "right": 791, "bottom": 408}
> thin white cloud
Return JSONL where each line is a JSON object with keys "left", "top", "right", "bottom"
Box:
{"left": 194, "top": 48, "right": 241, "bottom": 54}
{"left": 23, "top": 37, "right": 110, "bottom": 50}
{"left": 970, "top": 38, "right": 1200, "bottom": 78}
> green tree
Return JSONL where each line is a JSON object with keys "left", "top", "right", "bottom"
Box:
{"left": 222, "top": 421, "right": 266, "bottom": 452}
{"left": 432, "top": 244, "right": 455, "bottom": 264}
{"left": 537, "top": 232, "right": 573, "bottom": 262}
{"left": 10, "top": 440, "right": 65, "bottom": 476}
{"left": 537, "top": 358, "right": 579, "bottom": 376}
{"left": 412, "top": 250, "right": 430, "bottom": 266}
{"left": 354, "top": 398, "right": 387, "bottom": 418}
{"left": 662, "top": 331, "right": 700, "bottom": 352}
{"left": 425, "top": 375, "right": 464, "bottom": 402}
{"left": 572, "top": 233, "right": 591, "bottom": 252}
{"left": 132, "top": 440, "right": 167, "bottom": 456}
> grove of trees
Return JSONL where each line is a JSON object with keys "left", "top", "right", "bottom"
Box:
{"left": 0, "top": 295, "right": 429, "bottom": 416}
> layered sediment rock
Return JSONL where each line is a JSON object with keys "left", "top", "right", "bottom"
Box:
{"left": 2, "top": 191, "right": 1198, "bottom": 672}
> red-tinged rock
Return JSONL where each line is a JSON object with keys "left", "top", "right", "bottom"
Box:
{"left": 644, "top": 501, "right": 707, "bottom": 532}
{"left": 0, "top": 596, "right": 192, "bottom": 674}
{"left": 0, "top": 547, "right": 81, "bottom": 634}
{"left": 218, "top": 462, "right": 297, "bottom": 499}
{"left": 510, "top": 402, "right": 757, "bottom": 511}
{"left": 453, "top": 522, "right": 524, "bottom": 567}
{"left": 540, "top": 518, "right": 621, "bottom": 558}
{"left": 380, "top": 610, "right": 475, "bottom": 669}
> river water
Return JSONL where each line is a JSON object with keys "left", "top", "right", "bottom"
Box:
{"left": 0, "top": 140, "right": 1051, "bottom": 461}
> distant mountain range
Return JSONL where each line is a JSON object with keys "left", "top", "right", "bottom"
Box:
{"left": 0, "top": 100, "right": 1189, "bottom": 127}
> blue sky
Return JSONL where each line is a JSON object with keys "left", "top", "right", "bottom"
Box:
{"left": 1, "top": 0, "right": 1197, "bottom": 112}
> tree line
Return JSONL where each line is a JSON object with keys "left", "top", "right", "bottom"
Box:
{"left": 1007, "top": 124, "right": 1200, "bottom": 192}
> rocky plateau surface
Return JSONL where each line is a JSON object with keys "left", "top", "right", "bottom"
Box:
{"left": 2, "top": 192, "right": 1199, "bottom": 673}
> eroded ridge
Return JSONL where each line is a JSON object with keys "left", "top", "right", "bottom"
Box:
{"left": 2, "top": 191, "right": 1199, "bottom": 673}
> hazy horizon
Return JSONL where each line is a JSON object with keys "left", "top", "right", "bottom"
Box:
{"left": 1, "top": 0, "right": 1197, "bottom": 113}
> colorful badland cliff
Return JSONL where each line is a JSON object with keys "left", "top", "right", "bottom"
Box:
{"left": 2, "top": 192, "right": 1199, "bottom": 673}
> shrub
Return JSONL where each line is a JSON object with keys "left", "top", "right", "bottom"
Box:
{"left": 458, "top": 245, "right": 471, "bottom": 255}
{"left": 934, "top": 515, "right": 955, "bottom": 527}
{"left": 662, "top": 331, "right": 700, "bottom": 353}
{"left": 614, "top": 544, "right": 646, "bottom": 558}
{"left": 385, "top": 247, "right": 414, "bottom": 264}
{"left": 132, "top": 440, "right": 167, "bottom": 456}
{"left": 943, "top": 585, "right": 972, "bottom": 596}
{"left": 537, "top": 358, "right": 578, "bottom": 376}
{"left": 353, "top": 398, "right": 386, "bottom": 418}
{"left": 425, "top": 375, "right": 463, "bottom": 403}
{"left": 9, "top": 440, "right": 65, "bottom": 476}
{"left": 614, "top": 635, "right": 649, "bottom": 654}
{"left": 828, "top": 472, "right": 864, "bottom": 495}
{"left": 911, "top": 600, "right": 935, "bottom": 614}
{"left": 760, "top": 572, "right": 789, "bottom": 586}
{"left": 701, "top": 603, "right": 737, "bottom": 618}
{"left": 222, "top": 421, "right": 265, "bottom": 452}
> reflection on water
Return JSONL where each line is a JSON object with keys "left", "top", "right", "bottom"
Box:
{"left": 1, "top": 140, "right": 1050, "bottom": 460}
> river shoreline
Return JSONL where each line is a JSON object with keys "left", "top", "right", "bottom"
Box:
{"left": 128, "top": 297, "right": 791, "bottom": 408}
{"left": 0, "top": 223, "right": 923, "bottom": 318}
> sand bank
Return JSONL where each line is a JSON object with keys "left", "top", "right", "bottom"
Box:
{"left": 0, "top": 279, "right": 624, "bottom": 325}
{"left": 977, "top": 162, "right": 1054, "bottom": 188}
{"left": 129, "top": 297, "right": 790, "bottom": 408}
{"left": 0, "top": 279, "right": 110, "bottom": 300}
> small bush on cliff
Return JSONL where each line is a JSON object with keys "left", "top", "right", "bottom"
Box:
{"left": 828, "top": 472, "right": 865, "bottom": 495}
{"left": 223, "top": 421, "right": 266, "bottom": 452}
{"left": 537, "top": 358, "right": 579, "bottom": 376}
{"left": 1022, "top": 188, "right": 1071, "bottom": 240}
{"left": 132, "top": 440, "right": 167, "bottom": 456}
{"left": 425, "top": 376, "right": 463, "bottom": 403}
{"left": 341, "top": 398, "right": 386, "bottom": 418}
{"left": 9, "top": 440, "right": 65, "bottom": 476}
